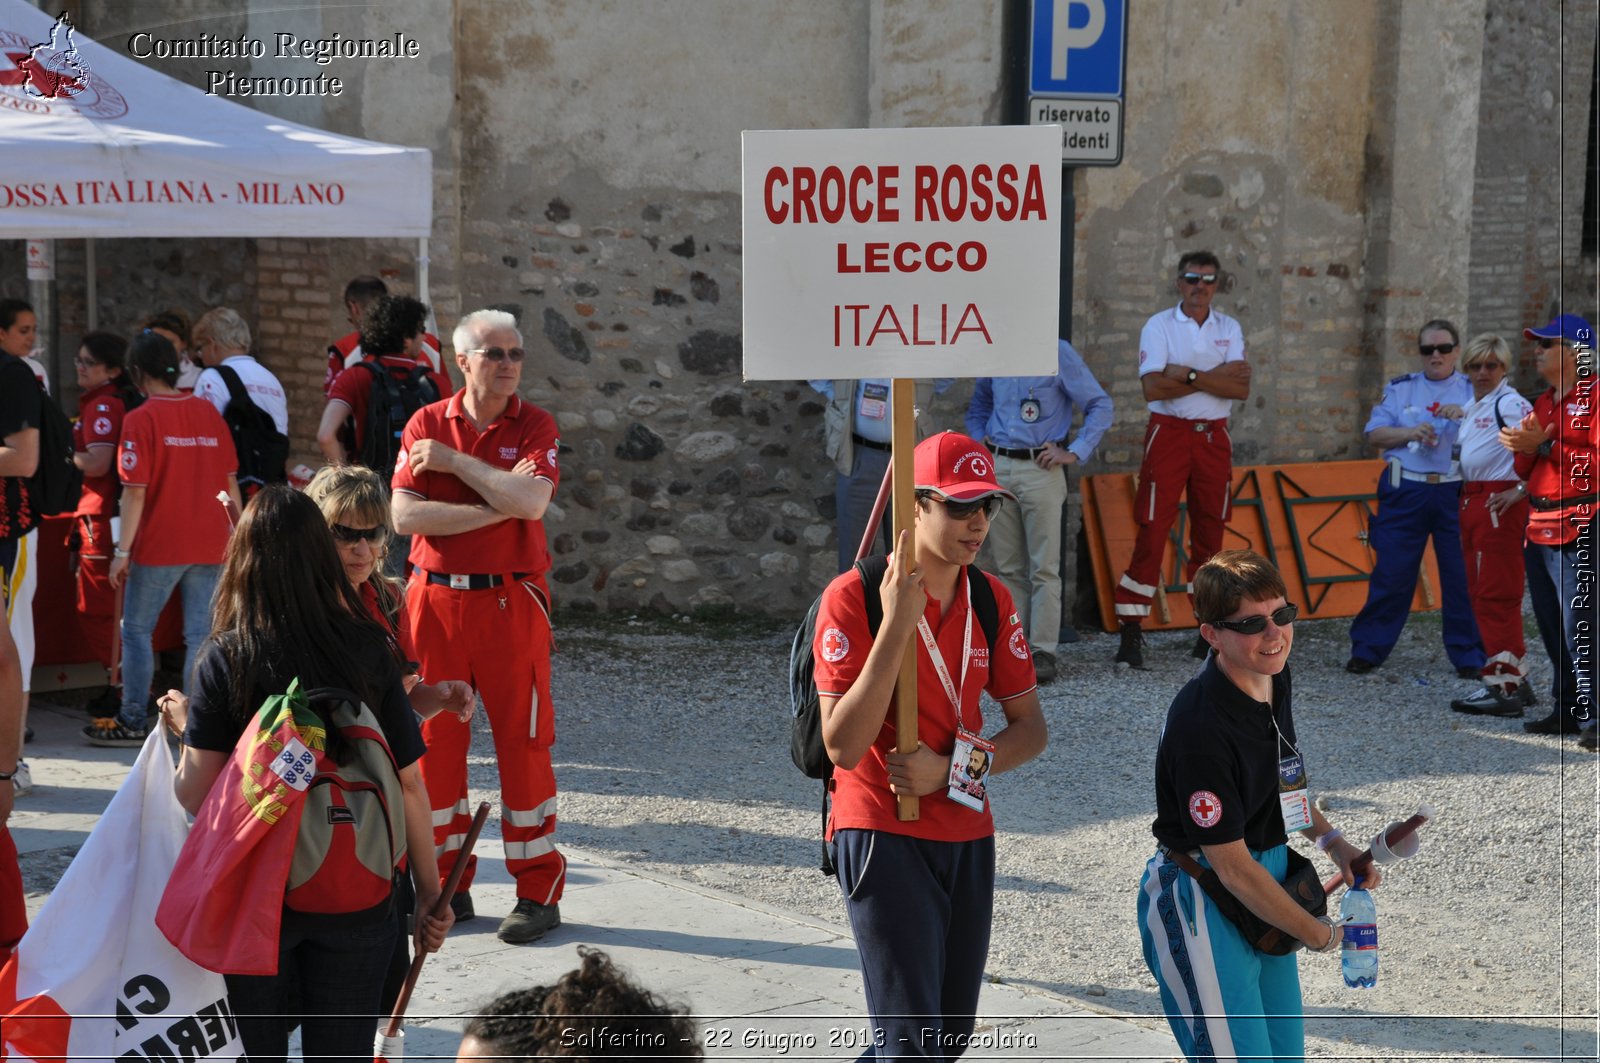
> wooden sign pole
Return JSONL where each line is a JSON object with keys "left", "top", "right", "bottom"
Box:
{"left": 891, "top": 379, "right": 919, "bottom": 822}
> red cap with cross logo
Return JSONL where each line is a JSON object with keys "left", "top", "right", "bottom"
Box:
{"left": 914, "top": 431, "right": 1016, "bottom": 503}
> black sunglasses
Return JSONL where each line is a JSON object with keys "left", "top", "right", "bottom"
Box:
{"left": 1418, "top": 343, "right": 1456, "bottom": 356}
{"left": 468, "top": 346, "right": 526, "bottom": 363}
{"left": 920, "top": 493, "right": 999, "bottom": 519}
{"left": 1180, "top": 272, "right": 1219, "bottom": 285}
{"left": 330, "top": 523, "right": 387, "bottom": 544}
{"left": 1536, "top": 338, "right": 1562, "bottom": 350}
{"left": 1209, "top": 603, "right": 1298, "bottom": 635}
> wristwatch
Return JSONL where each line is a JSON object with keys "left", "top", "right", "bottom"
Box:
{"left": 1536, "top": 439, "right": 1555, "bottom": 457}
{"left": 1185, "top": 368, "right": 1199, "bottom": 385}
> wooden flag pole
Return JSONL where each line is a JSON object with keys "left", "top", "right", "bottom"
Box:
{"left": 891, "top": 379, "right": 919, "bottom": 822}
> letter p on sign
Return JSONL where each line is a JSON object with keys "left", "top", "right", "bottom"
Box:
{"left": 1050, "top": 0, "right": 1106, "bottom": 81}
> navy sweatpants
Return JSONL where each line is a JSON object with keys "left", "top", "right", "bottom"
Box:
{"left": 834, "top": 829, "right": 995, "bottom": 1061}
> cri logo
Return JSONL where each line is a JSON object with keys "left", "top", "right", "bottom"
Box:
{"left": 0, "top": 13, "right": 127, "bottom": 119}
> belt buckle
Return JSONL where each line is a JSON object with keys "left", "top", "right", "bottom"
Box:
{"left": 1193, "top": 421, "right": 1208, "bottom": 433}
{"left": 1426, "top": 474, "right": 1441, "bottom": 484}
{"left": 449, "top": 573, "right": 470, "bottom": 590}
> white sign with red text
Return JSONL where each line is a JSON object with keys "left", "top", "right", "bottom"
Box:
{"left": 741, "top": 126, "right": 1061, "bottom": 381}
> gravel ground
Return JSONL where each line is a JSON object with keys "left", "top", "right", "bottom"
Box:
{"left": 452, "top": 608, "right": 1600, "bottom": 1062}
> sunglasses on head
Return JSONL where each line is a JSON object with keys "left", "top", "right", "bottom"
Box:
{"left": 1180, "top": 272, "right": 1219, "bottom": 285}
{"left": 468, "top": 346, "right": 526, "bottom": 363}
{"left": 1418, "top": 343, "right": 1456, "bottom": 356}
{"left": 1208, "top": 603, "right": 1298, "bottom": 635}
{"left": 330, "top": 523, "right": 386, "bottom": 544}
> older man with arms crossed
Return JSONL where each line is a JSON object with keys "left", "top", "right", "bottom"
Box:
{"left": 392, "top": 310, "right": 566, "bottom": 943}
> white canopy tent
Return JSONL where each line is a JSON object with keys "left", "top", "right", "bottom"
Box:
{"left": 0, "top": 0, "right": 434, "bottom": 341}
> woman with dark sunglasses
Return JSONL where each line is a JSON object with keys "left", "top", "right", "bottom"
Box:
{"left": 1139, "top": 550, "right": 1377, "bottom": 1062}
{"left": 1346, "top": 318, "right": 1481, "bottom": 678}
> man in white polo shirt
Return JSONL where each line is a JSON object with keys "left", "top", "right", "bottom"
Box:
{"left": 1113, "top": 251, "right": 1251, "bottom": 668}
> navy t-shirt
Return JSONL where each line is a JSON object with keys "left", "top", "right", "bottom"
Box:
{"left": 183, "top": 636, "right": 426, "bottom": 771}
{"left": 1152, "top": 660, "right": 1296, "bottom": 853}
{"left": 0, "top": 353, "right": 40, "bottom": 540}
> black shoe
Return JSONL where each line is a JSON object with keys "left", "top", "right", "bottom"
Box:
{"left": 449, "top": 891, "right": 476, "bottom": 922}
{"left": 1524, "top": 711, "right": 1586, "bottom": 736}
{"left": 1057, "top": 625, "right": 1080, "bottom": 644}
{"left": 1578, "top": 728, "right": 1599, "bottom": 752}
{"left": 1114, "top": 623, "right": 1144, "bottom": 669}
{"left": 1455, "top": 665, "right": 1481, "bottom": 680}
{"left": 1520, "top": 684, "right": 1539, "bottom": 708}
{"left": 1033, "top": 650, "right": 1058, "bottom": 685}
{"left": 497, "top": 899, "right": 560, "bottom": 944}
{"left": 1450, "top": 686, "right": 1524, "bottom": 718}
{"left": 1191, "top": 632, "right": 1210, "bottom": 660}
{"left": 1345, "top": 657, "right": 1377, "bottom": 675}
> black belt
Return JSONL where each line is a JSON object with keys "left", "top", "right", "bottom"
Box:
{"left": 425, "top": 570, "right": 531, "bottom": 590}
{"left": 1531, "top": 492, "right": 1600, "bottom": 512}
{"left": 993, "top": 445, "right": 1047, "bottom": 460}
{"left": 850, "top": 433, "right": 891, "bottom": 452}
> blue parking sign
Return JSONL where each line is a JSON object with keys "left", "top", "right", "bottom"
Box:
{"left": 1029, "top": 0, "right": 1125, "bottom": 98}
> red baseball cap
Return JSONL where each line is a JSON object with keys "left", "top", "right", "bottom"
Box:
{"left": 914, "top": 432, "right": 1015, "bottom": 502}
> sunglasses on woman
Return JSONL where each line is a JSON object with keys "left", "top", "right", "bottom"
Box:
{"left": 1209, "top": 603, "right": 1298, "bottom": 635}
{"left": 330, "top": 523, "right": 387, "bottom": 544}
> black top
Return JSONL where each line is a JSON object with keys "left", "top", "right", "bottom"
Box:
{"left": 183, "top": 636, "right": 426, "bottom": 771}
{"left": 0, "top": 354, "right": 40, "bottom": 540}
{"left": 1152, "top": 659, "right": 1296, "bottom": 853}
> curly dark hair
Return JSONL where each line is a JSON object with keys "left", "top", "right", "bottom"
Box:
{"left": 358, "top": 295, "right": 429, "bottom": 358}
{"left": 461, "top": 948, "right": 702, "bottom": 1060}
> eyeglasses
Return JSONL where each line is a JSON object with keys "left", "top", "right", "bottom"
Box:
{"left": 1180, "top": 272, "right": 1219, "bottom": 285}
{"left": 935, "top": 496, "right": 999, "bottom": 519}
{"left": 73, "top": 356, "right": 100, "bottom": 369}
{"left": 1208, "top": 603, "right": 1298, "bottom": 635}
{"left": 1536, "top": 338, "right": 1563, "bottom": 350}
{"left": 467, "top": 346, "right": 526, "bottom": 363}
{"left": 1418, "top": 343, "right": 1456, "bottom": 356}
{"left": 1465, "top": 361, "right": 1504, "bottom": 372}
{"left": 330, "top": 523, "right": 387, "bottom": 544}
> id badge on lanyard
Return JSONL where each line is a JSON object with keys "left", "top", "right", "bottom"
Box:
{"left": 915, "top": 575, "right": 987, "bottom": 813}
{"left": 1277, "top": 752, "right": 1312, "bottom": 833}
{"left": 859, "top": 382, "right": 889, "bottom": 421}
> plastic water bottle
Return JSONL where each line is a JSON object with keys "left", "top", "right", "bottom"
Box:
{"left": 1340, "top": 885, "right": 1378, "bottom": 988}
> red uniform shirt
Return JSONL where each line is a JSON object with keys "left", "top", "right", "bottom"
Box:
{"left": 327, "top": 355, "right": 454, "bottom": 454}
{"left": 117, "top": 395, "right": 238, "bottom": 566}
{"left": 74, "top": 382, "right": 126, "bottom": 518}
{"left": 813, "top": 568, "right": 1035, "bottom": 843}
{"left": 391, "top": 393, "right": 559, "bottom": 577}
{"left": 1515, "top": 376, "right": 1599, "bottom": 545}
{"left": 324, "top": 331, "right": 451, "bottom": 397}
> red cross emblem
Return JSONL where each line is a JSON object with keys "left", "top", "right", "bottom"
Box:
{"left": 821, "top": 627, "right": 850, "bottom": 663}
{"left": 1188, "top": 790, "right": 1222, "bottom": 828}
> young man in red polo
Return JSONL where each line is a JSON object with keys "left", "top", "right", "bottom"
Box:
{"left": 814, "top": 431, "right": 1048, "bottom": 1057}
{"left": 392, "top": 309, "right": 565, "bottom": 944}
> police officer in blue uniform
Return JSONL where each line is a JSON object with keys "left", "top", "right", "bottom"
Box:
{"left": 966, "top": 339, "right": 1113, "bottom": 682}
{"left": 1347, "top": 319, "right": 1484, "bottom": 675}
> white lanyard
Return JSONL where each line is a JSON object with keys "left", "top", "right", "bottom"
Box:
{"left": 915, "top": 573, "right": 973, "bottom": 731}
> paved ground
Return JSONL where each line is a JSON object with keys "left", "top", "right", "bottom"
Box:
{"left": 10, "top": 695, "right": 1178, "bottom": 1062}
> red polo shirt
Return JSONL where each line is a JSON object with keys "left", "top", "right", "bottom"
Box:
{"left": 118, "top": 394, "right": 237, "bottom": 566}
{"left": 324, "top": 331, "right": 451, "bottom": 397}
{"left": 74, "top": 382, "right": 126, "bottom": 518}
{"left": 391, "top": 392, "right": 559, "bottom": 577}
{"left": 1515, "top": 375, "right": 1598, "bottom": 545}
{"left": 327, "top": 355, "right": 454, "bottom": 454}
{"left": 813, "top": 568, "right": 1035, "bottom": 843}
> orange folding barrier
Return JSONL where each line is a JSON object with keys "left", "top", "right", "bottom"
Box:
{"left": 1081, "top": 460, "right": 1446, "bottom": 633}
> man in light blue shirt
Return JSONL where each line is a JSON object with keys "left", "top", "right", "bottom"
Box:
{"left": 966, "top": 340, "right": 1113, "bottom": 682}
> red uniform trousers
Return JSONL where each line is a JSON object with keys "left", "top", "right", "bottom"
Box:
{"left": 74, "top": 516, "right": 117, "bottom": 670}
{"left": 1459, "top": 481, "right": 1529, "bottom": 690}
{"left": 1114, "top": 414, "right": 1234, "bottom": 622}
{"left": 405, "top": 575, "right": 564, "bottom": 904}
{"left": 0, "top": 825, "right": 24, "bottom": 963}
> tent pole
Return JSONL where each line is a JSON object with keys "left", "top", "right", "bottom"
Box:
{"left": 86, "top": 238, "right": 97, "bottom": 332}
{"left": 417, "top": 237, "right": 433, "bottom": 335}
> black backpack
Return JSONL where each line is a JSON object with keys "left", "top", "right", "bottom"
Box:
{"left": 788, "top": 556, "right": 999, "bottom": 874}
{"left": 213, "top": 364, "right": 288, "bottom": 490}
{"left": 28, "top": 377, "right": 81, "bottom": 517}
{"left": 352, "top": 361, "right": 439, "bottom": 477}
